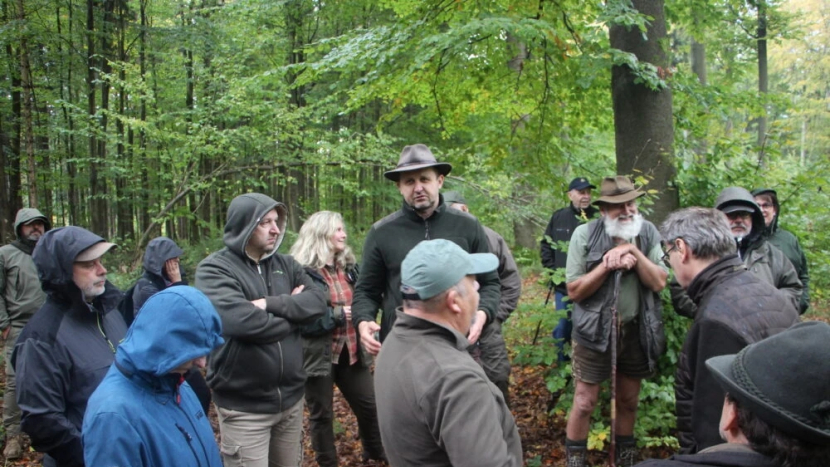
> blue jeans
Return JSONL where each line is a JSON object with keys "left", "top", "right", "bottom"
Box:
{"left": 551, "top": 291, "right": 572, "bottom": 363}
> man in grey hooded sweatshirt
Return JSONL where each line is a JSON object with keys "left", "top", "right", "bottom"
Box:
{"left": 196, "top": 193, "right": 326, "bottom": 467}
{"left": 0, "top": 208, "right": 51, "bottom": 459}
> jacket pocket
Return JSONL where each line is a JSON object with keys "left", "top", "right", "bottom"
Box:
{"left": 573, "top": 296, "right": 604, "bottom": 343}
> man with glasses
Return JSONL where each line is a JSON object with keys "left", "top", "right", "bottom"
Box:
{"left": 563, "top": 176, "right": 668, "bottom": 467}
{"left": 671, "top": 187, "right": 802, "bottom": 318}
{"left": 752, "top": 188, "right": 809, "bottom": 313}
{"left": 659, "top": 207, "right": 798, "bottom": 454}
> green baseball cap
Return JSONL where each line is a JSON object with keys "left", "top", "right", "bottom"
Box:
{"left": 401, "top": 239, "right": 498, "bottom": 300}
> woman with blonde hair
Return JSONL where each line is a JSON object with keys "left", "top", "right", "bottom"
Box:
{"left": 290, "top": 211, "right": 385, "bottom": 466}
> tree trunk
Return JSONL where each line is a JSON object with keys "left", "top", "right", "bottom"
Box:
{"left": 609, "top": 0, "right": 677, "bottom": 225}
{"left": 15, "top": 0, "right": 37, "bottom": 208}
{"left": 756, "top": 0, "right": 768, "bottom": 166}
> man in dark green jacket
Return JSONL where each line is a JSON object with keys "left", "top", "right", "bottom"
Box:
{"left": 195, "top": 193, "right": 326, "bottom": 467}
{"left": 752, "top": 188, "right": 809, "bottom": 313}
{"left": 351, "top": 144, "right": 500, "bottom": 356}
{"left": 0, "top": 208, "right": 50, "bottom": 459}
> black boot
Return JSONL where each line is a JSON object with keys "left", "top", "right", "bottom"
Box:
{"left": 615, "top": 437, "right": 638, "bottom": 467}
{"left": 565, "top": 439, "right": 587, "bottom": 467}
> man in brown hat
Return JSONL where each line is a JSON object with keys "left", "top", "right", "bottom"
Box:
{"left": 352, "top": 144, "right": 500, "bottom": 358}
{"left": 563, "top": 176, "right": 668, "bottom": 467}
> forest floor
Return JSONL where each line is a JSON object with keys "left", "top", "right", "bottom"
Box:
{"left": 0, "top": 273, "right": 826, "bottom": 467}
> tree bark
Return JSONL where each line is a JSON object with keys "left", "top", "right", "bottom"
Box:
{"left": 756, "top": 0, "right": 768, "bottom": 166}
{"left": 15, "top": 0, "right": 37, "bottom": 208}
{"left": 609, "top": 0, "right": 678, "bottom": 225}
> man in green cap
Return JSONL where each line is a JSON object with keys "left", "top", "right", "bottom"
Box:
{"left": 374, "top": 239, "right": 522, "bottom": 467}
{"left": 0, "top": 208, "right": 51, "bottom": 459}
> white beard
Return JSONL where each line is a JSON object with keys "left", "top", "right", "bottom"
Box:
{"left": 604, "top": 213, "right": 644, "bottom": 240}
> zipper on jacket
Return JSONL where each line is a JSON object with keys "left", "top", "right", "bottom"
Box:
{"left": 424, "top": 219, "right": 430, "bottom": 240}
{"left": 176, "top": 423, "right": 203, "bottom": 467}
{"left": 177, "top": 401, "right": 212, "bottom": 466}
{"left": 277, "top": 341, "right": 284, "bottom": 411}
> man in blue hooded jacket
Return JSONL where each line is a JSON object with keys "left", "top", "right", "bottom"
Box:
{"left": 82, "top": 286, "right": 224, "bottom": 467}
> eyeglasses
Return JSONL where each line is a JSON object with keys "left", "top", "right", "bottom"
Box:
{"left": 757, "top": 202, "right": 774, "bottom": 210}
{"left": 661, "top": 239, "right": 681, "bottom": 268}
{"left": 725, "top": 211, "right": 752, "bottom": 220}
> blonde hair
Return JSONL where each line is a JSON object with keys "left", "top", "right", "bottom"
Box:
{"left": 290, "top": 211, "right": 356, "bottom": 270}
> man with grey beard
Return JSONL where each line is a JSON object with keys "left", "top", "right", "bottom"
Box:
{"left": 563, "top": 176, "right": 668, "bottom": 467}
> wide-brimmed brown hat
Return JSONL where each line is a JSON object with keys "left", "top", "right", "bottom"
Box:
{"left": 592, "top": 176, "right": 645, "bottom": 205}
{"left": 384, "top": 144, "right": 452, "bottom": 181}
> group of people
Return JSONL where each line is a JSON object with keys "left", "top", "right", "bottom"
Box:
{"left": 540, "top": 175, "right": 826, "bottom": 467}
{"left": 0, "top": 143, "right": 827, "bottom": 467}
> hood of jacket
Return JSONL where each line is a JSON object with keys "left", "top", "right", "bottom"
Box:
{"left": 33, "top": 226, "right": 112, "bottom": 294}
{"left": 223, "top": 193, "right": 288, "bottom": 260}
{"left": 714, "top": 187, "right": 765, "bottom": 244}
{"left": 143, "top": 236, "right": 184, "bottom": 278}
{"left": 117, "top": 286, "right": 224, "bottom": 377}
{"left": 14, "top": 208, "right": 51, "bottom": 239}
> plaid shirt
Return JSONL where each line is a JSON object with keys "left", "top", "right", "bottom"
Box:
{"left": 321, "top": 266, "right": 359, "bottom": 365}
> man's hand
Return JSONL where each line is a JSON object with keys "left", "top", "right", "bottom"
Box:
{"left": 358, "top": 321, "right": 382, "bottom": 356}
{"left": 2, "top": 327, "right": 10, "bottom": 340}
{"left": 164, "top": 258, "right": 182, "bottom": 283}
{"left": 467, "top": 310, "right": 488, "bottom": 344}
{"left": 291, "top": 285, "right": 304, "bottom": 295}
{"left": 603, "top": 244, "right": 637, "bottom": 270}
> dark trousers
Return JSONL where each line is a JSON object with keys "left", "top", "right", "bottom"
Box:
{"left": 305, "top": 349, "right": 384, "bottom": 467}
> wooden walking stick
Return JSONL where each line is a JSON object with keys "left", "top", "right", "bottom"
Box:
{"left": 532, "top": 282, "right": 555, "bottom": 345}
{"left": 609, "top": 270, "right": 622, "bottom": 467}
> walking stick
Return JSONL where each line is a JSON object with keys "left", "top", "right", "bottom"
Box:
{"left": 609, "top": 270, "right": 622, "bottom": 467}
{"left": 532, "top": 282, "right": 554, "bottom": 345}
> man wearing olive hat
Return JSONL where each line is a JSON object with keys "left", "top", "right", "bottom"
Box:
{"left": 352, "top": 144, "right": 500, "bottom": 358}
{"left": 374, "top": 239, "right": 522, "bottom": 467}
{"left": 12, "top": 226, "right": 127, "bottom": 467}
{"left": 636, "top": 321, "right": 830, "bottom": 467}
{"left": 0, "top": 208, "right": 51, "bottom": 458}
{"left": 564, "top": 176, "right": 668, "bottom": 467}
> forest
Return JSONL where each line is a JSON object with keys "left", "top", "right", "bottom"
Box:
{"left": 0, "top": 0, "right": 828, "bottom": 464}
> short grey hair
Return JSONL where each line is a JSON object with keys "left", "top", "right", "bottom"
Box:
{"left": 660, "top": 207, "right": 736, "bottom": 260}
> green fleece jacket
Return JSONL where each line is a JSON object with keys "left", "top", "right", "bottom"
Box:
{"left": 352, "top": 196, "right": 501, "bottom": 342}
{"left": 195, "top": 193, "right": 326, "bottom": 413}
{"left": 0, "top": 208, "right": 50, "bottom": 330}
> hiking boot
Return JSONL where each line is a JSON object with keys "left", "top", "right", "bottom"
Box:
{"left": 4, "top": 435, "right": 23, "bottom": 460}
{"left": 616, "top": 438, "right": 638, "bottom": 467}
{"left": 565, "top": 444, "right": 587, "bottom": 467}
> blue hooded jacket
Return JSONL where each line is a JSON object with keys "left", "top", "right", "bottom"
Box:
{"left": 82, "top": 286, "right": 224, "bottom": 467}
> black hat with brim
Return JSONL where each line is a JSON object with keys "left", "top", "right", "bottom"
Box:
{"left": 384, "top": 144, "right": 452, "bottom": 181}
{"left": 706, "top": 321, "right": 830, "bottom": 446}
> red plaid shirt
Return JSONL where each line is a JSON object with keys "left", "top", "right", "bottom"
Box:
{"left": 321, "top": 266, "right": 359, "bottom": 365}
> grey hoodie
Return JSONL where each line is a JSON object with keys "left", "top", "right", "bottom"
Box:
{"left": 195, "top": 193, "right": 326, "bottom": 413}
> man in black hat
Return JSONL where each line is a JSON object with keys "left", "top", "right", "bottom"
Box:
{"left": 660, "top": 207, "right": 798, "bottom": 454}
{"left": 752, "top": 187, "right": 809, "bottom": 313}
{"left": 563, "top": 176, "right": 668, "bottom": 467}
{"left": 636, "top": 321, "right": 830, "bottom": 467}
{"left": 540, "top": 177, "right": 597, "bottom": 363}
{"left": 352, "top": 144, "right": 500, "bottom": 358}
{"left": 671, "top": 187, "right": 801, "bottom": 318}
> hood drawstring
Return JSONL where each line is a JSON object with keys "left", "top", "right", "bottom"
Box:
{"left": 176, "top": 373, "right": 185, "bottom": 404}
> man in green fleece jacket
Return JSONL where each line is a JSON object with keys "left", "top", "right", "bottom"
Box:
{"left": 352, "top": 144, "right": 501, "bottom": 355}
{"left": 375, "top": 239, "right": 522, "bottom": 467}
{"left": 195, "top": 193, "right": 326, "bottom": 467}
{"left": 0, "top": 208, "right": 50, "bottom": 459}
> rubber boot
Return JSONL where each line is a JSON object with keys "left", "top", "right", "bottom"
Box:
{"left": 3, "top": 435, "right": 22, "bottom": 460}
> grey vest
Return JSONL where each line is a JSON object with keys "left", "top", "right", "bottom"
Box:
{"left": 572, "top": 219, "right": 666, "bottom": 372}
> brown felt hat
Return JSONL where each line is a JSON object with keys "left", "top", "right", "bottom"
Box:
{"left": 592, "top": 176, "right": 645, "bottom": 205}
{"left": 384, "top": 144, "right": 452, "bottom": 181}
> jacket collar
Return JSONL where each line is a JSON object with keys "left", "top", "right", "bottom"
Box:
{"left": 687, "top": 255, "right": 745, "bottom": 306}
{"left": 400, "top": 196, "right": 447, "bottom": 222}
{"left": 392, "top": 309, "right": 469, "bottom": 350}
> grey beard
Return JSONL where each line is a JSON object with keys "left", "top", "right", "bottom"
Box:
{"left": 604, "top": 213, "right": 644, "bottom": 240}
